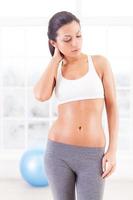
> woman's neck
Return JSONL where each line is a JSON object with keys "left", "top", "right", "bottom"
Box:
{"left": 63, "top": 53, "right": 83, "bottom": 65}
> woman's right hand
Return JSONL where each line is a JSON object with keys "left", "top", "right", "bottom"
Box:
{"left": 52, "top": 46, "right": 64, "bottom": 63}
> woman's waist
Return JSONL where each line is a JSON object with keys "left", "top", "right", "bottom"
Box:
{"left": 48, "top": 128, "right": 105, "bottom": 147}
{"left": 49, "top": 119, "right": 104, "bottom": 137}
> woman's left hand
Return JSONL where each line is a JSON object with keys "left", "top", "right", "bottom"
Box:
{"left": 101, "top": 150, "right": 116, "bottom": 179}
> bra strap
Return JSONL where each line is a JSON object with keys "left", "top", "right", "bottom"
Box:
{"left": 89, "top": 55, "right": 95, "bottom": 72}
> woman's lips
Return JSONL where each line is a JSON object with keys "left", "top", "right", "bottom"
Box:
{"left": 72, "top": 49, "right": 80, "bottom": 52}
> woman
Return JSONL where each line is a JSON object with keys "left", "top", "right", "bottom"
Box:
{"left": 33, "top": 11, "right": 119, "bottom": 200}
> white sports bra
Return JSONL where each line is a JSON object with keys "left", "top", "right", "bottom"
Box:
{"left": 54, "top": 55, "right": 104, "bottom": 105}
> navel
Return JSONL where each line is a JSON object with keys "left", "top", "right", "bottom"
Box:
{"left": 78, "top": 125, "right": 82, "bottom": 130}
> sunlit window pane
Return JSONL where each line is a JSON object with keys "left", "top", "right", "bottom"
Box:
{"left": 108, "top": 26, "right": 132, "bottom": 56}
{"left": 81, "top": 0, "right": 133, "bottom": 17}
{"left": 82, "top": 25, "right": 107, "bottom": 54}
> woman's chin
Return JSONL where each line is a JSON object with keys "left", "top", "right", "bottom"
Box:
{"left": 70, "top": 50, "right": 81, "bottom": 56}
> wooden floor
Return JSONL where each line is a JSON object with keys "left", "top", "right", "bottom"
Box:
{"left": 0, "top": 178, "right": 132, "bottom": 200}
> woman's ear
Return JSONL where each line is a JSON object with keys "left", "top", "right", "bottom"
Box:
{"left": 49, "top": 39, "right": 57, "bottom": 48}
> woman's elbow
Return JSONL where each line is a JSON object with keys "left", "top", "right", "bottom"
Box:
{"left": 33, "top": 87, "right": 49, "bottom": 102}
{"left": 105, "top": 98, "right": 118, "bottom": 110}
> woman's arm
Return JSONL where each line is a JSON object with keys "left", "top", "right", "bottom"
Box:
{"left": 98, "top": 55, "right": 119, "bottom": 179}
{"left": 33, "top": 58, "right": 60, "bottom": 101}
{"left": 33, "top": 47, "right": 63, "bottom": 101}
{"left": 102, "top": 56, "right": 119, "bottom": 153}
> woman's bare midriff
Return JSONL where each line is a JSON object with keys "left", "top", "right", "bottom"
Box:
{"left": 48, "top": 98, "right": 106, "bottom": 147}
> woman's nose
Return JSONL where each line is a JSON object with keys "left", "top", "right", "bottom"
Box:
{"left": 71, "top": 38, "right": 78, "bottom": 47}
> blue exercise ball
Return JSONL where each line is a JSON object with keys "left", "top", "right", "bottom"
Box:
{"left": 19, "top": 147, "right": 48, "bottom": 187}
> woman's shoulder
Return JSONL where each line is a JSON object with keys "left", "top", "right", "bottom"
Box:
{"left": 91, "top": 54, "right": 110, "bottom": 65}
{"left": 91, "top": 54, "right": 112, "bottom": 76}
{"left": 89, "top": 54, "right": 112, "bottom": 80}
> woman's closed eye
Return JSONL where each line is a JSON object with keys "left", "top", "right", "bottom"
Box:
{"left": 63, "top": 35, "right": 82, "bottom": 42}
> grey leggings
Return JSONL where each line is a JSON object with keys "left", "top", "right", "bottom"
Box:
{"left": 44, "top": 139, "right": 106, "bottom": 200}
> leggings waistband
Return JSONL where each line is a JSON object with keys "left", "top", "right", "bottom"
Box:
{"left": 45, "top": 139, "right": 105, "bottom": 158}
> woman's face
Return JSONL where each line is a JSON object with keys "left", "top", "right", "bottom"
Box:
{"left": 52, "top": 20, "right": 83, "bottom": 57}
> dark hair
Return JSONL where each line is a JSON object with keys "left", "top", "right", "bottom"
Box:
{"left": 47, "top": 11, "right": 80, "bottom": 56}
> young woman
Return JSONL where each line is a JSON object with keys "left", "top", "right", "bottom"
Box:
{"left": 34, "top": 11, "right": 119, "bottom": 200}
